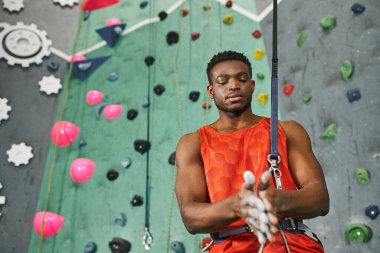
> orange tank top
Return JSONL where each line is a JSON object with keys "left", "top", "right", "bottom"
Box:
{"left": 198, "top": 117, "right": 297, "bottom": 229}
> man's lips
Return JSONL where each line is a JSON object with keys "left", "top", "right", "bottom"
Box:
{"left": 226, "top": 94, "right": 243, "bottom": 102}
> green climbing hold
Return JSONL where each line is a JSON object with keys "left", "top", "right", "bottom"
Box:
{"left": 297, "top": 30, "right": 308, "bottom": 47}
{"left": 340, "top": 60, "right": 354, "bottom": 81}
{"left": 256, "top": 73, "right": 265, "bottom": 80}
{"left": 355, "top": 168, "right": 370, "bottom": 184}
{"left": 345, "top": 224, "right": 372, "bottom": 244}
{"left": 320, "top": 123, "right": 337, "bottom": 139}
{"left": 302, "top": 95, "right": 312, "bottom": 104}
{"left": 320, "top": 15, "right": 336, "bottom": 30}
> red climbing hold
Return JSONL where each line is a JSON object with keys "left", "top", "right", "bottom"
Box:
{"left": 182, "top": 9, "right": 189, "bottom": 16}
{"left": 226, "top": 1, "right": 233, "bottom": 8}
{"left": 252, "top": 30, "right": 262, "bottom": 39}
{"left": 191, "top": 32, "right": 200, "bottom": 41}
{"left": 81, "top": 0, "right": 120, "bottom": 11}
{"left": 203, "top": 102, "right": 212, "bottom": 109}
{"left": 283, "top": 84, "right": 295, "bottom": 96}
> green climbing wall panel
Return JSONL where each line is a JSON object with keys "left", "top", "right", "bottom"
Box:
{"left": 28, "top": 1, "right": 273, "bottom": 252}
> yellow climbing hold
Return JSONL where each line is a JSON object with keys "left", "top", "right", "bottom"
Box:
{"left": 203, "top": 4, "right": 211, "bottom": 11}
{"left": 257, "top": 93, "right": 268, "bottom": 104}
{"left": 253, "top": 49, "right": 266, "bottom": 60}
{"left": 223, "top": 15, "right": 234, "bottom": 24}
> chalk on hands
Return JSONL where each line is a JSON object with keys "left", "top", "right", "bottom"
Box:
{"left": 243, "top": 170, "right": 255, "bottom": 187}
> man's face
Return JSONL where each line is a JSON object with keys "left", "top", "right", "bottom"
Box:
{"left": 207, "top": 60, "right": 255, "bottom": 114}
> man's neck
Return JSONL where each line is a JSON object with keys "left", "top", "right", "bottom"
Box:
{"left": 212, "top": 109, "right": 261, "bottom": 133}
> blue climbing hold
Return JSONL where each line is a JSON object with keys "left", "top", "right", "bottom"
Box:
{"left": 121, "top": 158, "right": 132, "bottom": 169}
{"left": 347, "top": 89, "right": 361, "bottom": 103}
{"left": 108, "top": 71, "right": 119, "bottom": 81}
{"left": 365, "top": 205, "right": 379, "bottom": 220}
{"left": 84, "top": 11, "right": 90, "bottom": 21}
{"left": 170, "top": 241, "right": 185, "bottom": 253}
{"left": 114, "top": 213, "right": 127, "bottom": 227}
{"left": 47, "top": 61, "right": 60, "bottom": 72}
{"left": 95, "top": 102, "right": 108, "bottom": 120}
{"left": 142, "top": 97, "right": 150, "bottom": 108}
{"left": 84, "top": 242, "right": 97, "bottom": 253}
{"left": 351, "top": 3, "right": 366, "bottom": 14}
{"left": 78, "top": 138, "right": 87, "bottom": 149}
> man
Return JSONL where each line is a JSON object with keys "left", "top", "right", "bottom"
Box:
{"left": 175, "top": 51, "right": 329, "bottom": 252}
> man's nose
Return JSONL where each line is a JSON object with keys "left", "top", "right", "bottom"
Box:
{"left": 229, "top": 79, "right": 240, "bottom": 90}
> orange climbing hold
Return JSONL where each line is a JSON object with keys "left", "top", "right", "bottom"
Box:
{"left": 252, "top": 30, "right": 262, "bottom": 39}
{"left": 283, "top": 84, "right": 295, "bottom": 96}
{"left": 191, "top": 32, "right": 200, "bottom": 40}
{"left": 203, "top": 102, "right": 212, "bottom": 109}
{"left": 182, "top": 9, "right": 189, "bottom": 16}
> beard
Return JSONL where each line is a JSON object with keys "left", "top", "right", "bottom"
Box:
{"left": 214, "top": 96, "right": 252, "bottom": 115}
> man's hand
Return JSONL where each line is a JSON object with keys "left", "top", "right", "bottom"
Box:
{"left": 238, "top": 171, "right": 279, "bottom": 244}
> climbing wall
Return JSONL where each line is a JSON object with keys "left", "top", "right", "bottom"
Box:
{"left": 25, "top": 1, "right": 273, "bottom": 253}
{"left": 259, "top": 0, "right": 380, "bottom": 252}
{"left": 0, "top": 1, "right": 379, "bottom": 253}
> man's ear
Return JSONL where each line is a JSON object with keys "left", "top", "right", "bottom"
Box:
{"left": 207, "top": 84, "right": 214, "bottom": 99}
{"left": 251, "top": 80, "right": 255, "bottom": 93}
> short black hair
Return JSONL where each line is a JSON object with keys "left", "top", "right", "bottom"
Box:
{"left": 206, "top": 51, "right": 252, "bottom": 84}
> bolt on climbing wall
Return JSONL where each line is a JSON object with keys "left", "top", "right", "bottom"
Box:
{"left": 28, "top": 1, "right": 274, "bottom": 253}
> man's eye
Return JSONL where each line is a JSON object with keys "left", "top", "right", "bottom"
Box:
{"left": 218, "top": 80, "right": 227, "bottom": 84}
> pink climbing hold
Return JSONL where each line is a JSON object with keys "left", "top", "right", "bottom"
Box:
{"left": 103, "top": 105, "right": 122, "bottom": 120}
{"left": 69, "top": 54, "right": 86, "bottom": 62}
{"left": 70, "top": 158, "right": 95, "bottom": 183}
{"left": 86, "top": 90, "right": 104, "bottom": 105}
{"left": 106, "top": 17, "right": 122, "bottom": 27}
{"left": 51, "top": 121, "right": 79, "bottom": 147}
{"left": 283, "top": 84, "right": 295, "bottom": 96}
{"left": 81, "top": 0, "right": 120, "bottom": 11}
{"left": 33, "top": 211, "right": 64, "bottom": 237}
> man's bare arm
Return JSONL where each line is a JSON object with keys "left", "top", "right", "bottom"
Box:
{"left": 175, "top": 132, "right": 242, "bottom": 234}
{"left": 259, "top": 120, "right": 330, "bottom": 220}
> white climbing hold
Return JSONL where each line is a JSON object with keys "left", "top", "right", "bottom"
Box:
{"left": 6, "top": 142, "right": 34, "bottom": 166}
{"left": 2, "top": 0, "right": 24, "bottom": 12}
{"left": 0, "top": 98, "right": 11, "bottom": 124}
{"left": 38, "top": 75, "right": 62, "bottom": 95}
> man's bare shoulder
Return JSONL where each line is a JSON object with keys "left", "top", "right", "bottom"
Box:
{"left": 279, "top": 120, "right": 310, "bottom": 141}
{"left": 177, "top": 131, "right": 201, "bottom": 153}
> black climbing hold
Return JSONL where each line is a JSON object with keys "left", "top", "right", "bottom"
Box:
{"left": 140, "top": 1, "right": 148, "bottom": 9}
{"left": 121, "top": 158, "right": 132, "bottom": 169}
{"left": 114, "top": 213, "right": 127, "bottom": 227}
{"left": 107, "top": 169, "right": 119, "bottom": 181}
{"left": 189, "top": 91, "right": 200, "bottom": 102}
{"left": 168, "top": 152, "right": 176, "bottom": 165}
{"left": 84, "top": 241, "right": 97, "bottom": 253}
{"left": 351, "top": 3, "right": 366, "bottom": 14}
{"left": 365, "top": 205, "right": 379, "bottom": 220}
{"left": 158, "top": 11, "right": 168, "bottom": 21}
{"left": 347, "top": 88, "right": 361, "bottom": 103}
{"left": 144, "top": 56, "right": 155, "bottom": 66}
{"left": 153, "top": 84, "right": 165, "bottom": 95}
{"left": 47, "top": 61, "right": 60, "bottom": 72}
{"left": 108, "top": 237, "right": 131, "bottom": 253}
{"left": 127, "top": 109, "right": 138, "bottom": 120}
{"left": 84, "top": 11, "right": 90, "bottom": 21}
{"left": 170, "top": 241, "right": 185, "bottom": 253}
{"left": 166, "top": 31, "right": 179, "bottom": 45}
{"left": 131, "top": 194, "right": 143, "bottom": 206}
{"left": 78, "top": 138, "right": 87, "bottom": 149}
{"left": 134, "top": 140, "right": 151, "bottom": 154}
